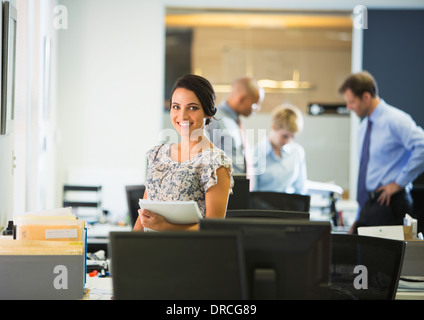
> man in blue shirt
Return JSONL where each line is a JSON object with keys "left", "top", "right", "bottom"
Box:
{"left": 339, "top": 71, "right": 424, "bottom": 233}
{"left": 207, "top": 77, "right": 264, "bottom": 175}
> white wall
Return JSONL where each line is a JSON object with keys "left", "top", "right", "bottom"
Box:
{"left": 0, "top": 0, "right": 57, "bottom": 229}
{"left": 12, "top": 0, "right": 59, "bottom": 219}
{"left": 56, "top": 0, "right": 164, "bottom": 222}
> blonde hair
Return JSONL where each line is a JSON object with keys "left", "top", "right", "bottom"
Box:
{"left": 271, "top": 104, "right": 304, "bottom": 133}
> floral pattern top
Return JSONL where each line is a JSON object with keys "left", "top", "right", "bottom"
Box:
{"left": 145, "top": 143, "right": 234, "bottom": 218}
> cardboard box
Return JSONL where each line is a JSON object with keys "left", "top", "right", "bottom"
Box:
{"left": 0, "top": 228, "right": 87, "bottom": 300}
{"left": 15, "top": 216, "right": 85, "bottom": 242}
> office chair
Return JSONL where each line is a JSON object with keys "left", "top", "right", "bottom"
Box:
{"left": 125, "top": 185, "right": 145, "bottom": 226}
{"left": 330, "top": 233, "right": 406, "bottom": 300}
{"left": 249, "top": 191, "right": 311, "bottom": 213}
{"left": 226, "top": 209, "right": 309, "bottom": 220}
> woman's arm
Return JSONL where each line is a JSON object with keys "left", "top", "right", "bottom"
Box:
{"left": 133, "top": 185, "right": 199, "bottom": 231}
{"left": 133, "top": 166, "right": 231, "bottom": 231}
{"left": 204, "top": 166, "right": 231, "bottom": 219}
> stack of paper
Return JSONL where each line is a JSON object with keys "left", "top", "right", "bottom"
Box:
{"left": 398, "top": 278, "right": 424, "bottom": 292}
{"left": 0, "top": 239, "right": 84, "bottom": 255}
{"left": 14, "top": 207, "right": 85, "bottom": 242}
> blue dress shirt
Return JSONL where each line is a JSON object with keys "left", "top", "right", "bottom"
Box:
{"left": 206, "top": 102, "right": 246, "bottom": 174}
{"left": 359, "top": 99, "right": 424, "bottom": 194}
{"left": 252, "top": 136, "right": 307, "bottom": 194}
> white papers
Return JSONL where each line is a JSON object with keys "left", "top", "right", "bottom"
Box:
{"left": 398, "top": 278, "right": 424, "bottom": 291}
{"left": 138, "top": 200, "right": 203, "bottom": 224}
{"left": 357, "top": 225, "right": 405, "bottom": 241}
{"left": 45, "top": 229, "right": 78, "bottom": 239}
{"left": 305, "top": 180, "right": 344, "bottom": 196}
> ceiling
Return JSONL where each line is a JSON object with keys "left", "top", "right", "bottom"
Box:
{"left": 166, "top": 9, "right": 353, "bottom": 29}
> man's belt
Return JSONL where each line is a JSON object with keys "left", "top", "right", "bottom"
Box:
{"left": 368, "top": 188, "right": 407, "bottom": 201}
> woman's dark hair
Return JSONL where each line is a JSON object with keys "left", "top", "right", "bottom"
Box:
{"left": 169, "top": 74, "right": 216, "bottom": 125}
{"left": 338, "top": 71, "right": 379, "bottom": 98}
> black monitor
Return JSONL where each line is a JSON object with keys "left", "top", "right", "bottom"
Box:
{"left": 227, "top": 174, "right": 250, "bottom": 210}
{"left": 109, "top": 231, "right": 247, "bottom": 300}
{"left": 226, "top": 209, "right": 310, "bottom": 220}
{"left": 199, "top": 218, "right": 331, "bottom": 300}
{"left": 249, "top": 191, "right": 311, "bottom": 212}
{"left": 125, "top": 185, "right": 145, "bottom": 226}
{"left": 330, "top": 234, "right": 406, "bottom": 300}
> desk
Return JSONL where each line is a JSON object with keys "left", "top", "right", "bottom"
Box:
{"left": 83, "top": 282, "right": 424, "bottom": 300}
{"left": 395, "top": 278, "right": 424, "bottom": 300}
{"left": 87, "top": 223, "right": 131, "bottom": 238}
{"left": 396, "top": 291, "right": 424, "bottom": 300}
{"left": 84, "top": 276, "right": 424, "bottom": 300}
{"left": 86, "top": 223, "right": 131, "bottom": 256}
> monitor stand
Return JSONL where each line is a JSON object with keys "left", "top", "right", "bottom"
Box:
{"left": 253, "top": 268, "right": 277, "bottom": 299}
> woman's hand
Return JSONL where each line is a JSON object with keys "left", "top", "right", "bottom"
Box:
{"left": 138, "top": 209, "right": 168, "bottom": 231}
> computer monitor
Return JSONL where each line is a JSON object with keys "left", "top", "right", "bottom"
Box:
{"left": 330, "top": 233, "right": 406, "bottom": 300}
{"left": 199, "top": 218, "right": 331, "bottom": 299}
{"left": 249, "top": 191, "right": 311, "bottom": 212}
{"left": 109, "top": 231, "right": 247, "bottom": 300}
{"left": 125, "top": 185, "right": 145, "bottom": 226}
{"left": 227, "top": 174, "right": 250, "bottom": 210}
{"left": 226, "top": 209, "right": 310, "bottom": 220}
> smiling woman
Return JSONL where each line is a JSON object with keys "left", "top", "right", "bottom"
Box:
{"left": 133, "top": 75, "right": 234, "bottom": 232}
{"left": 170, "top": 88, "right": 207, "bottom": 139}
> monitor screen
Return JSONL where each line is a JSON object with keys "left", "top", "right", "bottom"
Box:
{"left": 330, "top": 233, "right": 406, "bottom": 300}
{"left": 109, "top": 231, "right": 247, "bottom": 300}
{"left": 199, "top": 218, "right": 331, "bottom": 299}
{"left": 125, "top": 185, "right": 145, "bottom": 226}
{"left": 249, "top": 191, "right": 311, "bottom": 212}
